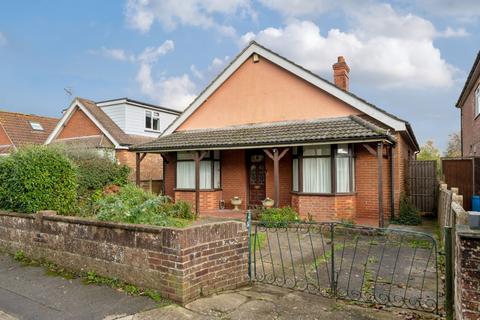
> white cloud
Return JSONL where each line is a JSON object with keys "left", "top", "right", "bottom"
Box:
{"left": 437, "top": 26, "right": 469, "bottom": 38}
{"left": 137, "top": 40, "right": 175, "bottom": 63}
{"left": 125, "top": 0, "right": 254, "bottom": 35}
{"left": 136, "top": 64, "right": 196, "bottom": 108}
{"left": 403, "top": 0, "right": 480, "bottom": 21}
{"left": 102, "top": 47, "right": 134, "bottom": 61}
{"left": 241, "top": 14, "right": 456, "bottom": 88}
{"left": 0, "top": 32, "right": 7, "bottom": 46}
{"left": 190, "top": 56, "right": 230, "bottom": 80}
{"left": 258, "top": 0, "right": 334, "bottom": 17}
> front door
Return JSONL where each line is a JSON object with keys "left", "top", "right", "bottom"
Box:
{"left": 248, "top": 152, "right": 266, "bottom": 206}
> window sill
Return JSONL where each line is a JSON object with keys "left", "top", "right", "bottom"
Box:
{"left": 290, "top": 191, "right": 356, "bottom": 197}
{"left": 174, "top": 188, "right": 223, "bottom": 192}
{"left": 144, "top": 129, "right": 161, "bottom": 133}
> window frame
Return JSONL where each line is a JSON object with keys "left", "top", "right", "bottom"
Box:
{"left": 175, "top": 151, "right": 222, "bottom": 191}
{"left": 145, "top": 110, "right": 161, "bottom": 132}
{"left": 29, "top": 121, "right": 44, "bottom": 131}
{"left": 291, "top": 144, "right": 356, "bottom": 195}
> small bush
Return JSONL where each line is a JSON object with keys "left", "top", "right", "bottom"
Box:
{"left": 54, "top": 146, "right": 130, "bottom": 197}
{"left": 94, "top": 184, "right": 193, "bottom": 227}
{"left": 260, "top": 206, "right": 300, "bottom": 227}
{"left": 391, "top": 194, "right": 422, "bottom": 226}
{"left": 0, "top": 146, "right": 78, "bottom": 214}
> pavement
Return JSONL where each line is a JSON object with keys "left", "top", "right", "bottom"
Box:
{"left": 0, "top": 254, "right": 157, "bottom": 320}
{"left": 0, "top": 253, "right": 438, "bottom": 320}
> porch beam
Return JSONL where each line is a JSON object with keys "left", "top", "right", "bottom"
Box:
{"left": 377, "top": 142, "right": 384, "bottom": 228}
{"left": 194, "top": 151, "right": 208, "bottom": 216}
{"left": 263, "top": 148, "right": 289, "bottom": 208}
{"left": 135, "top": 152, "right": 147, "bottom": 186}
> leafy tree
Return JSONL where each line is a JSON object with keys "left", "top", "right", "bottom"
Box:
{"left": 417, "top": 140, "right": 441, "bottom": 176}
{"left": 445, "top": 132, "right": 461, "bottom": 158}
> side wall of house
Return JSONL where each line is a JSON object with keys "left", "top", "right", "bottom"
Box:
{"left": 177, "top": 57, "right": 361, "bottom": 131}
{"left": 460, "top": 74, "right": 480, "bottom": 156}
{"left": 0, "top": 125, "right": 11, "bottom": 145}
{"left": 57, "top": 108, "right": 103, "bottom": 139}
{"left": 116, "top": 150, "right": 164, "bottom": 182}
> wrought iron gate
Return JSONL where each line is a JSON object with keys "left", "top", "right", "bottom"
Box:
{"left": 247, "top": 217, "right": 440, "bottom": 314}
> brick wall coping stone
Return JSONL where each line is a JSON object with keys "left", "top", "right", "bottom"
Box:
{"left": 0, "top": 210, "right": 240, "bottom": 235}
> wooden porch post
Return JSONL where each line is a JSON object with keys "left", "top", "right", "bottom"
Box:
{"left": 194, "top": 151, "right": 208, "bottom": 216}
{"left": 135, "top": 152, "right": 147, "bottom": 186}
{"left": 264, "top": 148, "right": 289, "bottom": 208}
{"left": 377, "top": 142, "right": 384, "bottom": 228}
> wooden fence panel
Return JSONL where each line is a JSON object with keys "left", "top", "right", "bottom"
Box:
{"left": 408, "top": 160, "right": 437, "bottom": 214}
{"left": 442, "top": 159, "right": 473, "bottom": 210}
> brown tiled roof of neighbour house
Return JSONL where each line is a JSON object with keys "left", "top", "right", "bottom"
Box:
{"left": 0, "top": 111, "right": 59, "bottom": 150}
{"left": 131, "top": 115, "right": 395, "bottom": 152}
{"left": 75, "top": 98, "right": 155, "bottom": 147}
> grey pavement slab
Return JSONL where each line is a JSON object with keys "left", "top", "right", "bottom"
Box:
{"left": 0, "top": 254, "right": 157, "bottom": 320}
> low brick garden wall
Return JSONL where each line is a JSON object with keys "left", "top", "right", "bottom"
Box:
{"left": 0, "top": 211, "right": 249, "bottom": 304}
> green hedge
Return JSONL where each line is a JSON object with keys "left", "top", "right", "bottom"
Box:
{"left": 260, "top": 206, "right": 300, "bottom": 227}
{"left": 0, "top": 146, "right": 78, "bottom": 214}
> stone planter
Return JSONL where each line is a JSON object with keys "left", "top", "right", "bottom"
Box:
{"left": 262, "top": 198, "right": 275, "bottom": 209}
{"left": 231, "top": 197, "right": 242, "bottom": 211}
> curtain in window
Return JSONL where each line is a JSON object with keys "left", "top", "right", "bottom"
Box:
{"left": 200, "top": 161, "right": 212, "bottom": 189}
{"left": 336, "top": 157, "right": 350, "bottom": 192}
{"left": 176, "top": 161, "right": 195, "bottom": 189}
{"left": 292, "top": 158, "right": 299, "bottom": 192}
{"left": 303, "top": 158, "right": 331, "bottom": 193}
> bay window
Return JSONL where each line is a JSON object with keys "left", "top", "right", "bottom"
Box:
{"left": 292, "top": 144, "right": 355, "bottom": 194}
{"left": 176, "top": 151, "right": 221, "bottom": 190}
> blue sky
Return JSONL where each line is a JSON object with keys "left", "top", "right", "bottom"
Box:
{"left": 0, "top": 1, "right": 479, "bottom": 151}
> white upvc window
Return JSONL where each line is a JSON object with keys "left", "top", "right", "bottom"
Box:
{"left": 176, "top": 151, "right": 221, "bottom": 190}
{"left": 145, "top": 110, "right": 160, "bottom": 131}
{"left": 475, "top": 86, "right": 480, "bottom": 118}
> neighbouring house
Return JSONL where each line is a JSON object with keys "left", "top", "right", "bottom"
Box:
{"left": 457, "top": 50, "right": 480, "bottom": 157}
{"left": 131, "top": 42, "right": 419, "bottom": 226}
{"left": 0, "top": 110, "right": 58, "bottom": 155}
{"left": 45, "top": 97, "right": 181, "bottom": 192}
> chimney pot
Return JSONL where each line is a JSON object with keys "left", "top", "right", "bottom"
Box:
{"left": 333, "top": 56, "right": 350, "bottom": 91}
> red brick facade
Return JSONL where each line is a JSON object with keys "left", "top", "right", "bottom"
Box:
{"left": 459, "top": 63, "right": 480, "bottom": 156}
{"left": 163, "top": 139, "right": 413, "bottom": 226}
{"left": 58, "top": 108, "right": 102, "bottom": 138}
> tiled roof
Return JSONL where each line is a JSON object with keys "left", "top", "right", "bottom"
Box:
{"left": 76, "top": 98, "right": 156, "bottom": 146}
{"left": 131, "top": 115, "right": 394, "bottom": 152}
{"left": 0, "top": 111, "right": 58, "bottom": 149}
{"left": 456, "top": 50, "right": 480, "bottom": 108}
{"left": 52, "top": 135, "right": 115, "bottom": 148}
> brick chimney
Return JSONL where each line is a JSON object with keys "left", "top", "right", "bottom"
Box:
{"left": 332, "top": 56, "right": 350, "bottom": 91}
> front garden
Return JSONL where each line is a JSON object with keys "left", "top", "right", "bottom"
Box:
{"left": 0, "top": 145, "right": 194, "bottom": 227}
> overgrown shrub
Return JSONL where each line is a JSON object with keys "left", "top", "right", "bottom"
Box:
{"left": 260, "top": 206, "right": 300, "bottom": 227}
{"left": 391, "top": 194, "right": 422, "bottom": 226}
{"left": 0, "top": 146, "right": 78, "bottom": 214}
{"left": 54, "top": 146, "right": 130, "bottom": 197}
{"left": 94, "top": 184, "right": 193, "bottom": 227}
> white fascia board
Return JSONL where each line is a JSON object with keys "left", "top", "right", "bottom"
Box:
{"left": 163, "top": 43, "right": 406, "bottom": 135}
{"left": 45, "top": 98, "right": 121, "bottom": 148}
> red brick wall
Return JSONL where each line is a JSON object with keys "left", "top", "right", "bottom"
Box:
{"left": 291, "top": 194, "right": 355, "bottom": 221}
{"left": 175, "top": 190, "right": 222, "bottom": 212}
{"left": 58, "top": 108, "right": 103, "bottom": 139}
{"left": 460, "top": 72, "right": 480, "bottom": 156}
{"left": 163, "top": 153, "right": 176, "bottom": 198}
{"left": 116, "top": 150, "right": 163, "bottom": 181}
{"left": 355, "top": 143, "right": 392, "bottom": 222}
{"left": 222, "top": 150, "right": 248, "bottom": 210}
{"left": 0, "top": 212, "right": 249, "bottom": 304}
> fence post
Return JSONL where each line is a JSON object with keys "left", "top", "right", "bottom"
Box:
{"left": 330, "top": 223, "right": 336, "bottom": 296}
{"left": 246, "top": 210, "right": 252, "bottom": 282}
{"left": 444, "top": 226, "right": 454, "bottom": 320}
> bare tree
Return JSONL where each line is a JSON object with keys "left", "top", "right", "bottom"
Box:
{"left": 445, "top": 132, "right": 461, "bottom": 158}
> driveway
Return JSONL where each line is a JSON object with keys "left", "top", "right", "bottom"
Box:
{"left": 0, "top": 254, "right": 157, "bottom": 320}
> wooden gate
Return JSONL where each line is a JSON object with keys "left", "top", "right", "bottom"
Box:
{"left": 441, "top": 158, "right": 475, "bottom": 210}
{"left": 408, "top": 160, "right": 437, "bottom": 214}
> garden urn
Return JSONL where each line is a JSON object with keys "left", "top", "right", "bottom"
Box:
{"left": 262, "top": 197, "right": 275, "bottom": 209}
{"left": 231, "top": 196, "right": 242, "bottom": 211}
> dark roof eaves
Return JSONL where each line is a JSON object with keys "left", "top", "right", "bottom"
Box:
{"left": 456, "top": 50, "right": 480, "bottom": 108}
